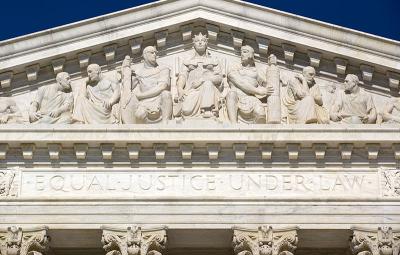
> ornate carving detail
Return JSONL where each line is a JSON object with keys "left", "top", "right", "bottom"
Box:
{"left": 72, "top": 64, "right": 120, "bottom": 124}
{"left": 0, "top": 97, "right": 23, "bottom": 124}
{"left": 350, "top": 227, "right": 400, "bottom": 255}
{"left": 175, "top": 32, "right": 224, "bottom": 120}
{"left": 0, "top": 26, "right": 394, "bottom": 127}
{"left": 0, "top": 169, "right": 18, "bottom": 198}
{"left": 101, "top": 226, "right": 167, "bottom": 255}
{"left": 232, "top": 226, "right": 298, "bottom": 255}
{"left": 283, "top": 66, "right": 328, "bottom": 124}
{"left": 226, "top": 46, "right": 279, "bottom": 124}
{"left": 0, "top": 226, "right": 50, "bottom": 255}
{"left": 381, "top": 169, "right": 400, "bottom": 197}
{"left": 29, "top": 72, "right": 73, "bottom": 124}
{"left": 120, "top": 47, "right": 172, "bottom": 124}
{"left": 330, "top": 74, "right": 377, "bottom": 124}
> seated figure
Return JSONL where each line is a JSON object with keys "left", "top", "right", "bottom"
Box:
{"left": 0, "top": 97, "right": 23, "bottom": 124}
{"left": 381, "top": 98, "right": 400, "bottom": 124}
{"left": 73, "top": 64, "right": 120, "bottom": 124}
{"left": 120, "top": 46, "right": 172, "bottom": 124}
{"left": 283, "top": 66, "right": 328, "bottom": 124}
{"left": 226, "top": 45, "right": 274, "bottom": 124}
{"left": 330, "top": 74, "right": 377, "bottom": 124}
{"left": 176, "top": 32, "right": 223, "bottom": 119}
{"left": 29, "top": 72, "right": 73, "bottom": 124}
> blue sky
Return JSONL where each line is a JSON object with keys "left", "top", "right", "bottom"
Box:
{"left": 0, "top": 0, "right": 399, "bottom": 41}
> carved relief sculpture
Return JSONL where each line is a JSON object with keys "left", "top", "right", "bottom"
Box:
{"left": 176, "top": 32, "right": 224, "bottom": 119}
{"left": 381, "top": 98, "right": 400, "bottom": 124}
{"left": 73, "top": 64, "right": 120, "bottom": 124}
{"left": 101, "top": 226, "right": 167, "bottom": 255}
{"left": 0, "top": 170, "right": 15, "bottom": 197}
{"left": 0, "top": 226, "right": 50, "bottom": 255}
{"left": 232, "top": 226, "right": 298, "bottom": 255}
{"left": 381, "top": 169, "right": 400, "bottom": 197}
{"left": 0, "top": 97, "right": 23, "bottom": 124}
{"left": 29, "top": 72, "right": 73, "bottom": 124}
{"left": 350, "top": 226, "right": 400, "bottom": 255}
{"left": 120, "top": 47, "right": 172, "bottom": 124}
{"left": 330, "top": 74, "right": 377, "bottom": 124}
{"left": 226, "top": 45, "right": 276, "bottom": 124}
{"left": 283, "top": 66, "right": 328, "bottom": 124}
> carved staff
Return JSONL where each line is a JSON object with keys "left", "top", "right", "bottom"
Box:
{"left": 266, "top": 54, "right": 281, "bottom": 124}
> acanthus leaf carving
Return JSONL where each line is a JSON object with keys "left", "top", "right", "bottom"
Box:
{"left": 350, "top": 227, "right": 400, "bottom": 255}
{"left": 0, "top": 226, "right": 50, "bottom": 255}
{"left": 101, "top": 226, "right": 167, "bottom": 255}
{"left": 232, "top": 226, "right": 298, "bottom": 255}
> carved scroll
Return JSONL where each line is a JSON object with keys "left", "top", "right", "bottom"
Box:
{"left": 101, "top": 226, "right": 167, "bottom": 255}
{"left": 350, "top": 227, "right": 400, "bottom": 255}
{"left": 0, "top": 226, "right": 50, "bottom": 255}
{"left": 232, "top": 226, "right": 298, "bottom": 255}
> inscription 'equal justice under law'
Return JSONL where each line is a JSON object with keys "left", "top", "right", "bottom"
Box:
{"left": 23, "top": 172, "right": 372, "bottom": 197}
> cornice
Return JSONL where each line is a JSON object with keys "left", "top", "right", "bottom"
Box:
{"left": 0, "top": 124, "right": 399, "bottom": 146}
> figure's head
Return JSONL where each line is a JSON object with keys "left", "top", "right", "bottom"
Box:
{"left": 344, "top": 74, "right": 359, "bottom": 93}
{"left": 87, "top": 64, "right": 102, "bottom": 82}
{"left": 240, "top": 45, "right": 255, "bottom": 65}
{"left": 302, "top": 66, "right": 316, "bottom": 85}
{"left": 192, "top": 32, "right": 208, "bottom": 54}
{"left": 143, "top": 46, "right": 158, "bottom": 66}
{"left": 56, "top": 72, "right": 71, "bottom": 91}
{"left": 9, "top": 226, "right": 18, "bottom": 234}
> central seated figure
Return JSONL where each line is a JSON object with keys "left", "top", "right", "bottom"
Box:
{"left": 176, "top": 33, "right": 223, "bottom": 119}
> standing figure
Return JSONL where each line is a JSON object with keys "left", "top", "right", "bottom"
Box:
{"left": 73, "top": 64, "right": 120, "bottom": 124}
{"left": 330, "top": 74, "right": 377, "bottom": 124}
{"left": 176, "top": 32, "right": 223, "bottom": 119}
{"left": 120, "top": 47, "right": 172, "bottom": 124}
{"left": 283, "top": 66, "right": 328, "bottom": 124}
{"left": 0, "top": 98, "right": 23, "bottom": 124}
{"left": 29, "top": 72, "right": 73, "bottom": 124}
{"left": 226, "top": 45, "right": 274, "bottom": 124}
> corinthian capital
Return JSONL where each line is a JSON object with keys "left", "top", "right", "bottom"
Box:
{"left": 101, "top": 226, "right": 167, "bottom": 255}
{"left": 0, "top": 226, "right": 50, "bottom": 255}
{"left": 350, "top": 226, "right": 400, "bottom": 255}
{"left": 232, "top": 226, "right": 298, "bottom": 255}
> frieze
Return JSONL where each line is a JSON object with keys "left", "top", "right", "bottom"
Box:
{"left": 0, "top": 31, "right": 397, "bottom": 126}
{"left": 17, "top": 170, "right": 382, "bottom": 200}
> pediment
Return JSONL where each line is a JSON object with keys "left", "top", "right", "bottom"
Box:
{"left": 0, "top": 0, "right": 399, "bottom": 125}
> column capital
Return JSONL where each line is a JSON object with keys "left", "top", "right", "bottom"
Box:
{"left": 350, "top": 226, "right": 400, "bottom": 255}
{"left": 101, "top": 225, "right": 167, "bottom": 255}
{"left": 232, "top": 225, "right": 298, "bottom": 255}
{"left": 0, "top": 226, "right": 50, "bottom": 255}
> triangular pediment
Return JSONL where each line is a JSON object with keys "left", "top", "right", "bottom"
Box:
{"left": 0, "top": 0, "right": 399, "bottom": 125}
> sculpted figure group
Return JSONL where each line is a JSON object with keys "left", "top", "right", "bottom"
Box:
{"left": 0, "top": 32, "right": 395, "bottom": 125}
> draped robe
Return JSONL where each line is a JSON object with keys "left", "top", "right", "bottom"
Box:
{"left": 32, "top": 84, "right": 73, "bottom": 124}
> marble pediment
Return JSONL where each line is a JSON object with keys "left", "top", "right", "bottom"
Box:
{"left": 0, "top": 0, "right": 399, "bottom": 126}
